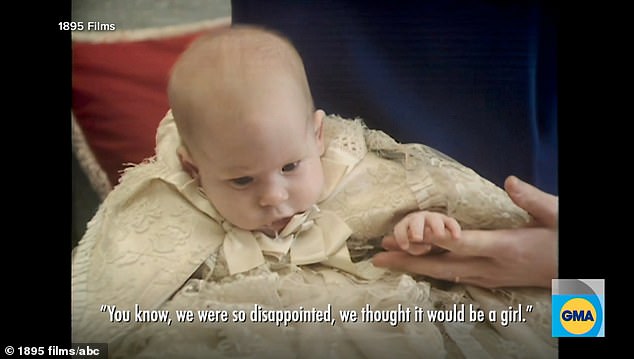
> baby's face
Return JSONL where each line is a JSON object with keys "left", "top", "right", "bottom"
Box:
{"left": 192, "top": 87, "right": 325, "bottom": 235}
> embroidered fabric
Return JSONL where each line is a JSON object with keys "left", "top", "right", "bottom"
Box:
{"left": 113, "top": 271, "right": 554, "bottom": 359}
{"left": 72, "top": 112, "right": 555, "bottom": 358}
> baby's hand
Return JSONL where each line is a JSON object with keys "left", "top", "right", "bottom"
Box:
{"left": 389, "top": 211, "right": 461, "bottom": 255}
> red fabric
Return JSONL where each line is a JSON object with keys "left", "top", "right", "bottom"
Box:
{"left": 72, "top": 30, "right": 217, "bottom": 186}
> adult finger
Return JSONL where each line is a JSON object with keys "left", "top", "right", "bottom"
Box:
{"left": 505, "top": 176, "right": 558, "bottom": 228}
{"left": 384, "top": 228, "right": 506, "bottom": 258}
{"left": 419, "top": 228, "right": 509, "bottom": 256}
{"left": 382, "top": 235, "right": 433, "bottom": 255}
{"left": 406, "top": 243, "right": 433, "bottom": 255}
{"left": 372, "top": 250, "right": 481, "bottom": 282}
{"left": 381, "top": 234, "right": 400, "bottom": 251}
{"left": 381, "top": 234, "right": 429, "bottom": 251}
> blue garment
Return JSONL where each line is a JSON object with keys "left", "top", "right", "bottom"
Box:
{"left": 232, "top": 1, "right": 558, "bottom": 194}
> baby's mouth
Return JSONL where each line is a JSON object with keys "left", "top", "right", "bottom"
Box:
{"left": 259, "top": 207, "right": 315, "bottom": 237}
{"left": 256, "top": 216, "right": 294, "bottom": 237}
{"left": 269, "top": 216, "right": 293, "bottom": 233}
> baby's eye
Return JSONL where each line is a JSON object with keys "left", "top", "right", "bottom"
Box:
{"left": 282, "top": 161, "right": 300, "bottom": 173}
{"left": 230, "top": 176, "right": 253, "bottom": 187}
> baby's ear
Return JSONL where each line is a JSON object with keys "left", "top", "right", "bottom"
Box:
{"left": 313, "top": 109, "right": 325, "bottom": 155}
{"left": 177, "top": 145, "right": 200, "bottom": 179}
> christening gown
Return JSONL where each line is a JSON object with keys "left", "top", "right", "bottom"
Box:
{"left": 72, "top": 111, "right": 556, "bottom": 358}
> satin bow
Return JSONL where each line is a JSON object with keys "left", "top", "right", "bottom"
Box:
{"left": 171, "top": 142, "right": 385, "bottom": 280}
{"left": 222, "top": 205, "right": 358, "bottom": 275}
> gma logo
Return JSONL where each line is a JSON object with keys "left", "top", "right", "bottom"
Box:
{"left": 560, "top": 298, "right": 597, "bottom": 335}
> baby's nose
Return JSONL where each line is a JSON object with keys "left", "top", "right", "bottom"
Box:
{"left": 258, "top": 181, "right": 289, "bottom": 207}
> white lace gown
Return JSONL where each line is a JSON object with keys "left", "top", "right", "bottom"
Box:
{"left": 72, "top": 112, "right": 556, "bottom": 358}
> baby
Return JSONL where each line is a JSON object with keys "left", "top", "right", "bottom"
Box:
{"left": 72, "top": 25, "right": 554, "bottom": 358}
{"left": 169, "top": 25, "right": 461, "bottom": 255}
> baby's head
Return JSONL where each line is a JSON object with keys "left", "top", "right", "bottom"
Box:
{"left": 168, "top": 26, "right": 326, "bottom": 235}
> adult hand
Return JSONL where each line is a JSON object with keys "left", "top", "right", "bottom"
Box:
{"left": 372, "top": 176, "right": 558, "bottom": 288}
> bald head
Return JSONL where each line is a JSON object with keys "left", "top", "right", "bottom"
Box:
{"left": 168, "top": 25, "right": 314, "bottom": 155}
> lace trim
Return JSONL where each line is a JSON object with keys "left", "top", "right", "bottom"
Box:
{"left": 323, "top": 115, "right": 368, "bottom": 161}
{"left": 71, "top": 202, "right": 107, "bottom": 339}
{"left": 364, "top": 126, "right": 530, "bottom": 229}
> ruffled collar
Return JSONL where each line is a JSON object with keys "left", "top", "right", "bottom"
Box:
{"left": 222, "top": 204, "right": 354, "bottom": 274}
{"left": 172, "top": 175, "right": 371, "bottom": 276}
{"left": 155, "top": 111, "right": 384, "bottom": 279}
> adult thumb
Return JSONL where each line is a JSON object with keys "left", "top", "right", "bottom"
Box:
{"left": 505, "top": 176, "right": 558, "bottom": 228}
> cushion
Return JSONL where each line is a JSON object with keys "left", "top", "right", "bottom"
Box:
{"left": 72, "top": 18, "right": 230, "bottom": 187}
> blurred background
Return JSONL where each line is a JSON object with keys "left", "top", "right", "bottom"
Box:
{"left": 72, "top": 0, "right": 230, "bottom": 29}
{"left": 71, "top": 0, "right": 232, "bottom": 248}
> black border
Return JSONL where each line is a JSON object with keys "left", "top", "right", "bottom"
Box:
{"left": 5, "top": 0, "right": 72, "bottom": 349}
{"left": 557, "top": 2, "right": 612, "bottom": 356}
{"left": 5, "top": 0, "right": 616, "bottom": 356}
